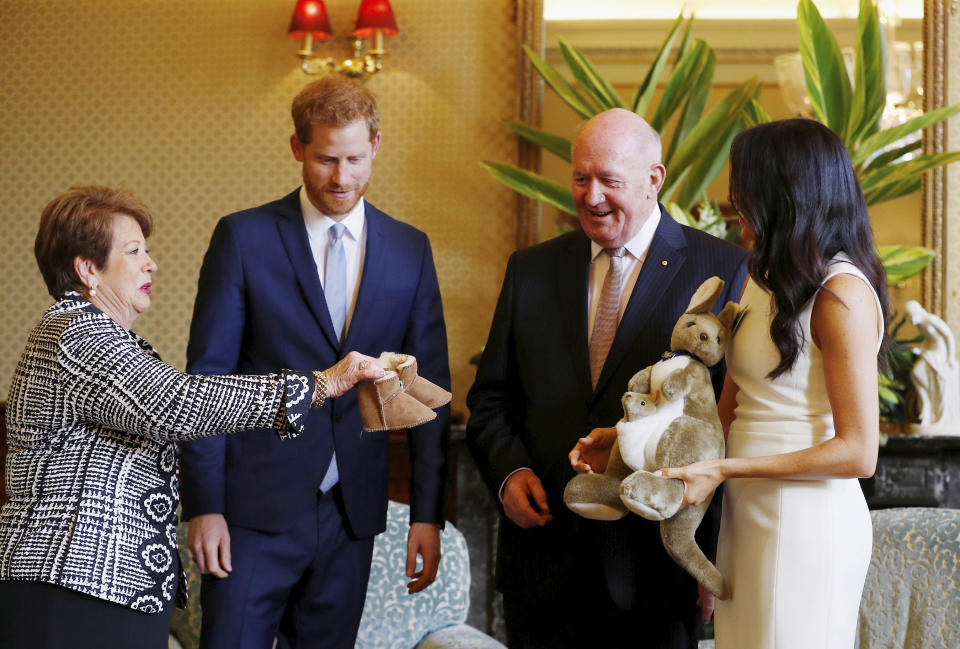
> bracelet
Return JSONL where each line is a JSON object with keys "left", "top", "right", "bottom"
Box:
{"left": 312, "top": 370, "right": 329, "bottom": 408}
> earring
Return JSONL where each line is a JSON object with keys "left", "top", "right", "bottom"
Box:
{"left": 89, "top": 288, "right": 97, "bottom": 297}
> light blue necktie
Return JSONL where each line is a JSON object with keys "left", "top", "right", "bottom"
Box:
{"left": 320, "top": 222, "right": 346, "bottom": 492}
{"left": 325, "top": 223, "right": 347, "bottom": 341}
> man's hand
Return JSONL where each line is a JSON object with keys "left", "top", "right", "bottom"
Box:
{"left": 406, "top": 522, "right": 441, "bottom": 594}
{"left": 187, "top": 513, "right": 232, "bottom": 578}
{"left": 697, "top": 583, "right": 715, "bottom": 624}
{"left": 502, "top": 469, "right": 553, "bottom": 528}
{"left": 569, "top": 427, "right": 617, "bottom": 474}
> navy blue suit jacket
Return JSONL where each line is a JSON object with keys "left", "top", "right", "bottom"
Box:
{"left": 466, "top": 205, "right": 748, "bottom": 613}
{"left": 181, "top": 190, "right": 449, "bottom": 537}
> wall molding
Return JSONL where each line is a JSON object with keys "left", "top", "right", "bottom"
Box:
{"left": 516, "top": 0, "right": 545, "bottom": 249}
{"left": 545, "top": 17, "right": 922, "bottom": 84}
{"left": 924, "top": 0, "right": 960, "bottom": 326}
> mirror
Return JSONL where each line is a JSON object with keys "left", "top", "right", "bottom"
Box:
{"left": 517, "top": 1, "right": 954, "bottom": 319}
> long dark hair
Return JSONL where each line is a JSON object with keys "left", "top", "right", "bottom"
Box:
{"left": 729, "top": 118, "right": 890, "bottom": 379}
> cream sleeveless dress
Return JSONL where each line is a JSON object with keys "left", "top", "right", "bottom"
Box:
{"left": 714, "top": 256, "right": 882, "bottom": 649}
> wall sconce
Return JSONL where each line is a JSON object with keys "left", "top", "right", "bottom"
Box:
{"left": 288, "top": 0, "right": 399, "bottom": 80}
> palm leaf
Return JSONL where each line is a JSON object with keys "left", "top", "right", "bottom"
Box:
{"left": 797, "top": 0, "right": 852, "bottom": 137}
{"left": 481, "top": 161, "right": 576, "bottom": 216}
{"left": 861, "top": 152, "right": 960, "bottom": 191}
{"left": 673, "top": 15, "right": 695, "bottom": 67}
{"left": 662, "top": 78, "right": 761, "bottom": 201}
{"left": 864, "top": 176, "right": 922, "bottom": 205}
{"left": 673, "top": 126, "right": 739, "bottom": 210}
{"left": 558, "top": 40, "right": 626, "bottom": 111}
{"left": 650, "top": 39, "right": 710, "bottom": 133}
{"left": 878, "top": 380, "right": 901, "bottom": 406}
{"left": 665, "top": 49, "right": 714, "bottom": 164}
{"left": 846, "top": 0, "right": 886, "bottom": 148}
{"left": 662, "top": 201, "right": 697, "bottom": 227}
{"left": 506, "top": 122, "right": 572, "bottom": 163}
{"left": 862, "top": 140, "right": 921, "bottom": 173}
{"left": 522, "top": 44, "right": 596, "bottom": 119}
{"left": 877, "top": 245, "right": 935, "bottom": 285}
{"left": 743, "top": 98, "right": 771, "bottom": 127}
{"left": 851, "top": 103, "right": 960, "bottom": 166}
{"left": 633, "top": 14, "right": 686, "bottom": 115}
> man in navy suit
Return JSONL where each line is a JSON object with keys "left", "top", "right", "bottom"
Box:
{"left": 181, "top": 76, "right": 450, "bottom": 649}
{"left": 466, "top": 108, "right": 748, "bottom": 649}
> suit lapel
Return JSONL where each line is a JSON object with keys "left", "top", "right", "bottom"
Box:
{"left": 557, "top": 232, "right": 593, "bottom": 398}
{"left": 341, "top": 203, "right": 385, "bottom": 353}
{"left": 594, "top": 206, "right": 687, "bottom": 395}
{"left": 274, "top": 190, "right": 341, "bottom": 349}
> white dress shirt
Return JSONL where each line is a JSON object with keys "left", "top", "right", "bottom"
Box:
{"left": 299, "top": 186, "right": 366, "bottom": 336}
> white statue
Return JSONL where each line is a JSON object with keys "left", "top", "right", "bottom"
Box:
{"left": 906, "top": 300, "right": 960, "bottom": 436}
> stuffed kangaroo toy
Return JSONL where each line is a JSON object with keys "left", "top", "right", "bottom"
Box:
{"left": 563, "top": 276, "right": 742, "bottom": 599}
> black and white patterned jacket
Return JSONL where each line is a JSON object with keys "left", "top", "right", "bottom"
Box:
{"left": 0, "top": 293, "right": 314, "bottom": 613}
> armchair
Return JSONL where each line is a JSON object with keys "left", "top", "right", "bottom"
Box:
{"left": 857, "top": 507, "right": 960, "bottom": 649}
{"left": 171, "top": 501, "right": 505, "bottom": 649}
{"left": 355, "top": 500, "right": 505, "bottom": 649}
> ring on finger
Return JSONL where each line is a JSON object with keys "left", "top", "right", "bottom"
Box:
{"left": 359, "top": 360, "right": 368, "bottom": 370}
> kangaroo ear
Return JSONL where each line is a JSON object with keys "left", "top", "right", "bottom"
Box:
{"left": 717, "top": 301, "right": 740, "bottom": 331}
{"left": 685, "top": 276, "right": 725, "bottom": 314}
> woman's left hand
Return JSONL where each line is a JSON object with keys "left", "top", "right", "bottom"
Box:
{"left": 324, "top": 351, "right": 386, "bottom": 399}
{"left": 657, "top": 459, "right": 726, "bottom": 508}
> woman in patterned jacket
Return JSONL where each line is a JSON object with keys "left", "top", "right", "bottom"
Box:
{"left": 0, "top": 186, "right": 384, "bottom": 649}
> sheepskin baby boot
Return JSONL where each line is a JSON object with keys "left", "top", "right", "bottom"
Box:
{"left": 356, "top": 370, "right": 438, "bottom": 432}
{"left": 378, "top": 352, "right": 451, "bottom": 408}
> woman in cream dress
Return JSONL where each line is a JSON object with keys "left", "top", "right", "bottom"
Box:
{"left": 661, "top": 119, "right": 889, "bottom": 649}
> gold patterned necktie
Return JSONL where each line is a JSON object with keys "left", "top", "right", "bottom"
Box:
{"left": 589, "top": 247, "right": 626, "bottom": 389}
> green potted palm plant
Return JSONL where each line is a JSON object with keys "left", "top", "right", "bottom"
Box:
{"left": 481, "top": 13, "right": 764, "bottom": 240}
{"left": 483, "top": 1, "right": 958, "bottom": 422}
{"left": 795, "top": 0, "right": 960, "bottom": 422}
{"left": 796, "top": 0, "right": 960, "bottom": 206}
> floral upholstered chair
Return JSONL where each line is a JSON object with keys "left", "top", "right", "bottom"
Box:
{"left": 857, "top": 507, "right": 960, "bottom": 649}
{"left": 355, "top": 500, "right": 505, "bottom": 649}
{"left": 170, "top": 501, "right": 505, "bottom": 649}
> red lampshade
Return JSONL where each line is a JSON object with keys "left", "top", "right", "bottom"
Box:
{"left": 288, "top": 0, "right": 333, "bottom": 40}
{"left": 353, "top": 0, "right": 399, "bottom": 38}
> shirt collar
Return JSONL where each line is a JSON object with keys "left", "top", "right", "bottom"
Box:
{"left": 299, "top": 186, "right": 366, "bottom": 241}
{"left": 591, "top": 202, "right": 661, "bottom": 261}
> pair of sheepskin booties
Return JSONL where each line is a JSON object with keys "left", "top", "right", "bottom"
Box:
{"left": 356, "top": 352, "right": 451, "bottom": 432}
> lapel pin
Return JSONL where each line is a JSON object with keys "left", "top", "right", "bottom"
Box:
{"left": 661, "top": 260, "right": 668, "bottom": 266}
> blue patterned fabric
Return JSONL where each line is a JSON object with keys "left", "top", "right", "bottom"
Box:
{"left": 857, "top": 507, "right": 960, "bottom": 649}
{"left": 172, "top": 501, "right": 504, "bottom": 649}
{"left": 417, "top": 625, "right": 507, "bottom": 649}
{"left": 354, "top": 501, "right": 471, "bottom": 649}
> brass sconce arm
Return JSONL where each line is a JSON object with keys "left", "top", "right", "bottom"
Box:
{"left": 288, "top": 0, "right": 397, "bottom": 81}
{"left": 298, "top": 31, "right": 386, "bottom": 79}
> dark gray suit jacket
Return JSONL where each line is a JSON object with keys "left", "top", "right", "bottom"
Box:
{"left": 467, "top": 205, "right": 748, "bottom": 617}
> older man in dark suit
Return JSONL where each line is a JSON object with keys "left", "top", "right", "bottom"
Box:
{"left": 181, "top": 76, "right": 450, "bottom": 649}
{"left": 467, "top": 108, "right": 748, "bottom": 649}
